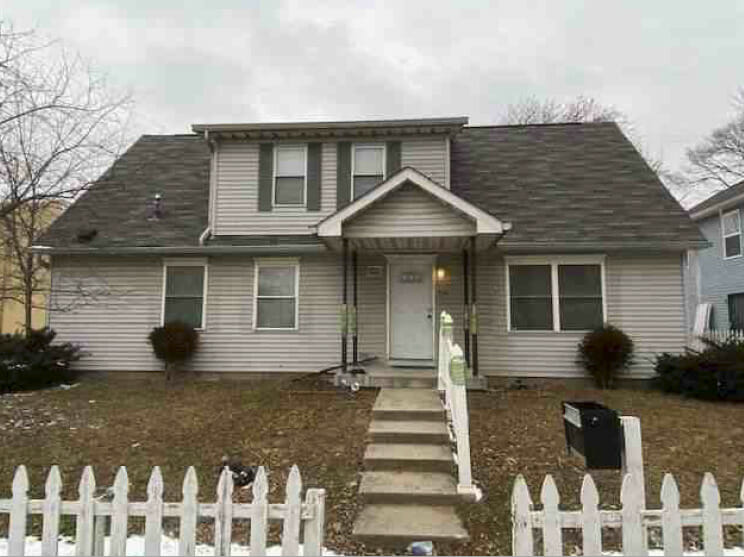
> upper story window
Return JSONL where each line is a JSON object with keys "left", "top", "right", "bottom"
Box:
{"left": 352, "top": 144, "right": 385, "bottom": 199}
{"left": 274, "top": 145, "right": 306, "bottom": 206}
{"left": 507, "top": 257, "right": 605, "bottom": 332}
{"left": 722, "top": 209, "right": 741, "bottom": 259}
{"left": 162, "top": 261, "right": 207, "bottom": 330}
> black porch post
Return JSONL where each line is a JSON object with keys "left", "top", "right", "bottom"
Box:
{"left": 470, "top": 236, "right": 479, "bottom": 376}
{"left": 462, "top": 247, "right": 471, "bottom": 367}
{"left": 352, "top": 250, "right": 359, "bottom": 366}
{"left": 341, "top": 239, "right": 348, "bottom": 373}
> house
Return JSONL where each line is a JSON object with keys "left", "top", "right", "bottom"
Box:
{"left": 35, "top": 117, "right": 706, "bottom": 384}
{"left": 686, "top": 180, "right": 744, "bottom": 331}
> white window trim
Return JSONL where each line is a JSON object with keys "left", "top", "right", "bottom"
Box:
{"left": 160, "top": 258, "right": 209, "bottom": 330}
{"left": 253, "top": 257, "right": 301, "bottom": 331}
{"left": 505, "top": 255, "right": 607, "bottom": 333}
{"left": 721, "top": 209, "right": 742, "bottom": 260}
{"left": 273, "top": 144, "right": 308, "bottom": 208}
{"left": 351, "top": 143, "right": 386, "bottom": 200}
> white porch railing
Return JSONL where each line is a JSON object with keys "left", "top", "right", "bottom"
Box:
{"left": 690, "top": 328, "right": 744, "bottom": 351}
{"left": 437, "top": 310, "right": 476, "bottom": 500}
{"left": 0, "top": 464, "right": 325, "bottom": 556}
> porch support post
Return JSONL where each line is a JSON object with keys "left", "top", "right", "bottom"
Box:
{"left": 352, "top": 250, "right": 359, "bottom": 366}
{"left": 470, "top": 235, "right": 479, "bottom": 376}
{"left": 462, "top": 247, "right": 471, "bottom": 367}
{"left": 341, "top": 238, "right": 348, "bottom": 373}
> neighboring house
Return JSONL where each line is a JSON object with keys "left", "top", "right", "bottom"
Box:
{"left": 0, "top": 201, "right": 64, "bottom": 333}
{"left": 687, "top": 180, "right": 744, "bottom": 331}
{"left": 34, "top": 117, "right": 705, "bottom": 382}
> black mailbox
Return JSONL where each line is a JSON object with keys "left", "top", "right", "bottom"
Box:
{"left": 562, "top": 401, "right": 622, "bottom": 469}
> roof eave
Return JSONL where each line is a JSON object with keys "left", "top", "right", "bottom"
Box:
{"left": 498, "top": 240, "right": 711, "bottom": 253}
{"left": 32, "top": 244, "right": 328, "bottom": 256}
{"left": 689, "top": 190, "right": 744, "bottom": 221}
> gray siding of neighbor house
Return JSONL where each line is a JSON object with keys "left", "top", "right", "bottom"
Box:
{"left": 212, "top": 138, "right": 449, "bottom": 236}
{"left": 694, "top": 207, "right": 744, "bottom": 329}
{"left": 50, "top": 252, "right": 687, "bottom": 378}
{"left": 343, "top": 183, "right": 474, "bottom": 238}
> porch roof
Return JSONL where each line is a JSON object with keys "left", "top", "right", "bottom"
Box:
{"left": 315, "top": 167, "right": 510, "bottom": 242}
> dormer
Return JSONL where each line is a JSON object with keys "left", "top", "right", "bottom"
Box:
{"left": 192, "top": 117, "right": 467, "bottom": 237}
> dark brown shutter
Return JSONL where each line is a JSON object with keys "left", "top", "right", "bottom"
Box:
{"left": 386, "top": 140, "right": 401, "bottom": 177}
{"left": 306, "top": 142, "right": 322, "bottom": 211}
{"left": 336, "top": 141, "right": 351, "bottom": 209}
{"left": 258, "top": 143, "right": 273, "bottom": 212}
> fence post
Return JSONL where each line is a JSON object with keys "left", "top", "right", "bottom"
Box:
{"left": 281, "top": 465, "right": 302, "bottom": 557}
{"left": 75, "top": 466, "right": 96, "bottom": 557}
{"left": 580, "top": 474, "right": 601, "bottom": 556}
{"left": 701, "top": 473, "right": 724, "bottom": 556}
{"left": 621, "top": 473, "right": 646, "bottom": 557}
{"left": 303, "top": 488, "right": 326, "bottom": 557}
{"left": 144, "top": 467, "right": 164, "bottom": 557}
{"left": 621, "top": 416, "right": 645, "bottom": 505}
{"left": 9, "top": 465, "right": 29, "bottom": 557}
{"left": 42, "top": 466, "right": 62, "bottom": 557}
{"left": 250, "top": 466, "right": 268, "bottom": 557}
{"left": 511, "top": 475, "right": 533, "bottom": 557}
{"left": 110, "top": 466, "right": 129, "bottom": 557}
{"left": 661, "top": 473, "right": 683, "bottom": 556}
{"left": 540, "top": 475, "right": 562, "bottom": 557}
{"left": 215, "top": 466, "right": 234, "bottom": 556}
{"left": 179, "top": 467, "right": 199, "bottom": 557}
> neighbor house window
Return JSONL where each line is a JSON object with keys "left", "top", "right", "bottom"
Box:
{"left": 254, "top": 260, "right": 299, "bottom": 330}
{"left": 274, "top": 145, "right": 306, "bottom": 206}
{"left": 729, "top": 293, "right": 744, "bottom": 331}
{"left": 162, "top": 262, "right": 207, "bottom": 329}
{"left": 722, "top": 209, "right": 741, "bottom": 259}
{"left": 352, "top": 144, "right": 385, "bottom": 199}
{"left": 507, "top": 257, "right": 605, "bottom": 331}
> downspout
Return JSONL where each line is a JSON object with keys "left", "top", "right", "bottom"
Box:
{"left": 199, "top": 130, "right": 216, "bottom": 246}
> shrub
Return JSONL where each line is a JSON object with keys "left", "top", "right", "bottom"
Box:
{"left": 577, "top": 324, "right": 634, "bottom": 389}
{"left": 148, "top": 321, "right": 199, "bottom": 381}
{"left": 0, "top": 328, "right": 82, "bottom": 393}
{"left": 654, "top": 336, "right": 744, "bottom": 401}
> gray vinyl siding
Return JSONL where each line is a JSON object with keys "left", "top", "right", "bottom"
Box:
{"left": 694, "top": 208, "right": 744, "bottom": 329}
{"left": 401, "top": 137, "right": 448, "bottom": 186}
{"left": 437, "top": 252, "right": 686, "bottom": 378}
{"left": 213, "top": 141, "right": 338, "bottom": 235}
{"left": 49, "top": 252, "right": 686, "bottom": 378}
{"left": 343, "top": 183, "right": 474, "bottom": 238}
{"left": 212, "top": 137, "right": 448, "bottom": 236}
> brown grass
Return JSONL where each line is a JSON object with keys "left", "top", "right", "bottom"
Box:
{"left": 1, "top": 379, "right": 743, "bottom": 555}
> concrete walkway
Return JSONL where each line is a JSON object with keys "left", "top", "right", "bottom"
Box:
{"left": 352, "top": 388, "right": 468, "bottom": 547}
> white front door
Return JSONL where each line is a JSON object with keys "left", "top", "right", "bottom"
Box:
{"left": 389, "top": 259, "right": 434, "bottom": 361}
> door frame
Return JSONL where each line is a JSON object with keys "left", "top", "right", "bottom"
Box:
{"left": 385, "top": 254, "right": 438, "bottom": 361}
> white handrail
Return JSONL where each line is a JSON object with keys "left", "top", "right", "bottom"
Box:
{"left": 438, "top": 311, "right": 476, "bottom": 500}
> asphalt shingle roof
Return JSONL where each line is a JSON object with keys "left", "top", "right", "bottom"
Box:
{"left": 451, "top": 122, "right": 705, "bottom": 248}
{"left": 42, "top": 122, "right": 705, "bottom": 251}
{"left": 39, "top": 134, "right": 210, "bottom": 248}
{"left": 688, "top": 179, "right": 744, "bottom": 215}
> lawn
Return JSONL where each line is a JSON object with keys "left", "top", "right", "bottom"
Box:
{"left": 1, "top": 378, "right": 743, "bottom": 556}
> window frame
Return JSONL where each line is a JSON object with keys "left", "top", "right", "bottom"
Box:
{"left": 160, "top": 258, "right": 208, "bottom": 330}
{"left": 505, "top": 255, "right": 607, "bottom": 332}
{"left": 351, "top": 143, "right": 386, "bottom": 200}
{"left": 252, "top": 258, "right": 300, "bottom": 331}
{"left": 272, "top": 144, "right": 308, "bottom": 208}
{"left": 721, "top": 209, "right": 742, "bottom": 260}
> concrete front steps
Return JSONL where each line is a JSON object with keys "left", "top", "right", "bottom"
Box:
{"left": 353, "top": 388, "right": 469, "bottom": 547}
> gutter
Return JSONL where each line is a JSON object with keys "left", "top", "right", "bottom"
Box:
{"left": 31, "top": 244, "right": 329, "bottom": 256}
{"left": 498, "top": 240, "right": 711, "bottom": 253}
{"left": 689, "top": 190, "right": 744, "bottom": 221}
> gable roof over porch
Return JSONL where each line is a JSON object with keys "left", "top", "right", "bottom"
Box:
{"left": 316, "top": 167, "right": 509, "bottom": 241}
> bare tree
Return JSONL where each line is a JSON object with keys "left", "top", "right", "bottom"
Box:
{"left": 686, "top": 88, "right": 744, "bottom": 190}
{"left": 502, "top": 95, "right": 626, "bottom": 126}
{"left": 0, "top": 22, "right": 132, "bottom": 334}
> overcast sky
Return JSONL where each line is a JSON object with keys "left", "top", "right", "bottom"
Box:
{"left": 5, "top": 0, "right": 743, "bottom": 201}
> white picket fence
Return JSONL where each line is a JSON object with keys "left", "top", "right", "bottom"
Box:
{"left": 690, "top": 329, "right": 744, "bottom": 351}
{"left": 0, "top": 464, "right": 326, "bottom": 556}
{"left": 512, "top": 472, "right": 744, "bottom": 556}
{"left": 437, "top": 310, "right": 476, "bottom": 500}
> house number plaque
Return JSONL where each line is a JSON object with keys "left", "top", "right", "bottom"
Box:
{"left": 399, "top": 271, "right": 423, "bottom": 283}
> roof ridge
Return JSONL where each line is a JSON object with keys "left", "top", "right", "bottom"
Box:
{"left": 464, "top": 121, "right": 618, "bottom": 130}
